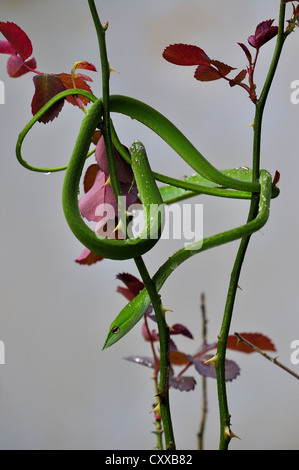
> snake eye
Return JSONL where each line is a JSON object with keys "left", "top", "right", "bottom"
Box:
{"left": 111, "top": 326, "right": 120, "bottom": 334}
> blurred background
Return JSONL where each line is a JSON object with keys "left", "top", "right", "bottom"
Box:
{"left": 0, "top": 0, "right": 298, "bottom": 450}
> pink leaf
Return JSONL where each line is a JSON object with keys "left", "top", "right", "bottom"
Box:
{"left": 0, "top": 39, "right": 15, "bottom": 54}
{"left": 75, "top": 247, "right": 104, "bottom": 265}
{"left": 7, "top": 55, "right": 36, "bottom": 78}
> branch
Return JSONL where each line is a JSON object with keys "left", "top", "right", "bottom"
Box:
{"left": 234, "top": 333, "right": 299, "bottom": 381}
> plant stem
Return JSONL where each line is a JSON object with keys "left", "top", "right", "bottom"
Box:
{"left": 197, "top": 293, "right": 208, "bottom": 450}
{"left": 134, "top": 256, "right": 176, "bottom": 450}
{"left": 215, "top": 0, "right": 287, "bottom": 450}
{"left": 216, "top": 203, "right": 257, "bottom": 449}
{"left": 252, "top": 0, "right": 287, "bottom": 179}
{"left": 88, "top": 0, "right": 123, "bottom": 202}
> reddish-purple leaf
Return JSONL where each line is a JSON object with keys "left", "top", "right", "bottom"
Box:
{"left": 163, "top": 43, "right": 210, "bottom": 66}
{"left": 248, "top": 19, "right": 278, "bottom": 50}
{"left": 95, "top": 136, "right": 133, "bottom": 183}
{"left": 194, "top": 64, "right": 223, "bottom": 82}
{"left": 0, "top": 39, "right": 15, "bottom": 55}
{"left": 116, "top": 273, "right": 145, "bottom": 297}
{"left": 238, "top": 42, "right": 252, "bottom": 64}
{"left": 229, "top": 69, "right": 247, "bottom": 87}
{"left": 124, "top": 355, "right": 155, "bottom": 369}
{"left": 209, "top": 60, "right": 236, "bottom": 77}
{"left": 7, "top": 55, "right": 37, "bottom": 78}
{"left": 169, "top": 375, "right": 196, "bottom": 392}
{"left": 190, "top": 354, "right": 240, "bottom": 381}
{"left": 141, "top": 323, "right": 159, "bottom": 342}
{"left": 0, "top": 22, "right": 33, "bottom": 60}
{"left": 31, "top": 74, "right": 67, "bottom": 123}
{"left": 227, "top": 333, "right": 276, "bottom": 354}
{"left": 170, "top": 323, "right": 193, "bottom": 339}
{"left": 272, "top": 170, "right": 280, "bottom": 187}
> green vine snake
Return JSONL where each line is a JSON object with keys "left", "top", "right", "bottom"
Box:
{"left": 15, "top": 88, "right": 277, "bottom": 344}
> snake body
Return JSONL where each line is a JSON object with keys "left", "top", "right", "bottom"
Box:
{"left": 15, "top": 89, "right": 275, "bottom": 346}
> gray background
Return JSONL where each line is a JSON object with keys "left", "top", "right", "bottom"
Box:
{"left": 0, "top": 0, "right": 298, "bottom": 450}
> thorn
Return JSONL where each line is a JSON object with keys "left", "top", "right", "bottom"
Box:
{"left": 109, "top": 64, "right": 120, "bottom": 74}
{"left": 247, "top": 121, "right": 254, "bottom": 127}
{"left": 161, "top": 305, "right": 173, "bottom": 314}
{"left": 113, "top": 218, "right": 126, "bottom": 235}
{"left": 258, "top": 229, "right": 264, "bottom": 235}
{"left": 237, "top": 284, "right": 243, "bottom": 290}
{"left": 102, "top": 175, "right": 111, "bottom": 188}
{"left": 150, "top": 403, "right": 160, "bottom": 415}
{"left": 225, "top": 426, "right": 241, "bottom": 440}
{"left": 204, "top": 354, "right": 219, "bottom": 367}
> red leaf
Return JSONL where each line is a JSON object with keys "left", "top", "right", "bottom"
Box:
{"left": 238, "top": 42, "right": 252, "bottom": 64}
{"left": 209, "top": 60, "right": 236, "bottom": 76}
{"left": 229, "top": 69, "right": 247, "bottom": 87}
{"left": 163, "top": 43, "right": 210, "bottom": 66}
{"left": 227, "top": 333, "right": 276, "bottom": 354}
{"left": 56, "top": 73, "right": 93, "bottom": 106}
{"left": 233, "top": 69, "right": 247, "bottom": 83}
{"left": 194, "top": 64, "right": 223, "bottom": 81}
{"left": 31, "top": 73, "right": 66, "bottom": 123}
{"left": 0, "top": 22, "right": 33, "bottom": 60}
{"left": 73, "top": 60, "right": 97, "bottom": 72}
{"left": 272, "top": 170, "right": 280, "bottom": 187}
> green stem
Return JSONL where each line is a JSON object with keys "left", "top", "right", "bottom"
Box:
{"left": 88, "top": 0, "right": 123, "bottom": 201}
{"left": 216, "top": 199, "right": 258, "bottom": 450}
{"left": 134, "top": 256, "right": 176, "bottom": 450}
{"left": 252, "top": 0, "right": 287, "bottom": 179}
{"left": 215, "top": 0, "right": 287, "bottom": 450}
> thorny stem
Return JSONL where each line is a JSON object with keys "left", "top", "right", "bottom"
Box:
{"left": 88, "top": 0, "right": 123, "bottom": 203}
{"left": 197, "top": 294, "right": 208, "bottom": 451}
{"left": 134, "top": 256, "right": 176, "bottom": 450}
{"left": 143, "top": 316, "right": 164, "bottom": 449}
{"left": 88, "top": 0, "right": 175, "bottom": 449}
{"left": 215, "top": 0, "right": 287, "bottom": 450}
